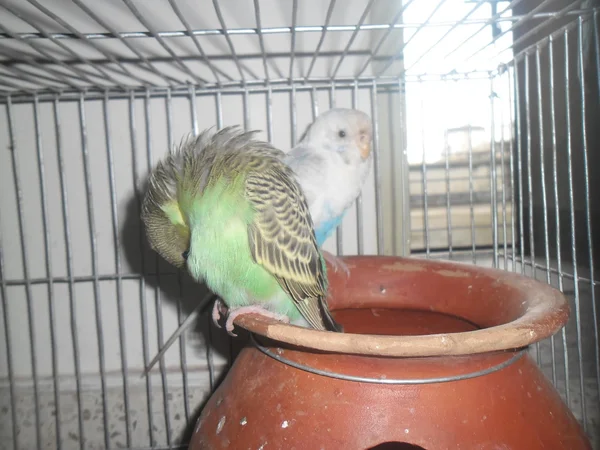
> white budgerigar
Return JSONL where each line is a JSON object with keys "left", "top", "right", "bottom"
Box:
{"left": 285, "top": 108, "right": 373, "bottom": 267}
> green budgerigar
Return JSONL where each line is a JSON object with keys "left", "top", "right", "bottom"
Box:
{"left": 142, "top": 126, "right": 341, "bottom": 340}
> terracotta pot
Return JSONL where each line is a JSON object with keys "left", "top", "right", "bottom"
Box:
{"left": 189, "top": 256, "right": 591, "bottom": 450}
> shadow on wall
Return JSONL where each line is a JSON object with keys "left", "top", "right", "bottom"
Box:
{"left": 120, "top": 178, "right": 250, "bottom": 443}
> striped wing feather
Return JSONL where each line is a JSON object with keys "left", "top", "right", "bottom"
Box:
{"left": 245, "top": 164, "right": 332, "bottom": 330}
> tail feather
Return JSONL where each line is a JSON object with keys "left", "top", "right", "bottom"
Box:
{"left": 141, "top": 293, "right": 214, "bottom": 378}
{"left": 319, "top": 296, "right": 343, "bottom": 332}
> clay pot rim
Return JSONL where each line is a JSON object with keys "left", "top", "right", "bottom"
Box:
{"left": 234, "top": 256, "right": 570, "bottom": 357}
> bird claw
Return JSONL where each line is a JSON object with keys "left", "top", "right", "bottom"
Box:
{"left": 211, "top": 298, "right": 228, "bottom": 328}
{"left": 322, "top": 250, "right": 350, "bottom": 278}
{"left": 224, "top": 306, "right": 291, "bottom": 337}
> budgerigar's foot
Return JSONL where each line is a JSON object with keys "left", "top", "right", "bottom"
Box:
{"left": 323, "top": 250, "right": 351, "bottom": 278}
{"left": 224, "top": 306, "right": 290, "bottom": 337}
{"left": 211, "top": 298, "right": 228, "bottom": 328}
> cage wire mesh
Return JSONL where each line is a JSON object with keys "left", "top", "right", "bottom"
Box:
{"left": 0, "top": 0, "right": 598, "bottom": 448}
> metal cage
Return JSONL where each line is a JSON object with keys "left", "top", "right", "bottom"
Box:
{"left": 0, "top": 0, "right": 598, "bottom": 449}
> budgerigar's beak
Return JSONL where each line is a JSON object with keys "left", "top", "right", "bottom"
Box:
{"left": 358, "top": 133, "right": 371, "bottom": 160}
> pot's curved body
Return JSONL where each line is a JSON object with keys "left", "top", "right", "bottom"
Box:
{"left": 190, "top": 345, "right": 588, "bottom": 449}
{"left": 189, "top": 256, "right": 591, "bottom": 450}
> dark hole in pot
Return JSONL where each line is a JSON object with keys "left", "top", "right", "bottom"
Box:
{"left": 367, "top": 443, "right": 427, "bottom": 449}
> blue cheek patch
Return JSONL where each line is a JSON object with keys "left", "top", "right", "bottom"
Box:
{"left": 315, "top": 214, "right": 345, "bottom": 246}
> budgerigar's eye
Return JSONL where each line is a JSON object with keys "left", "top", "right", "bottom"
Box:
{"left": 338, "top": 129, "right": 346, "bottom": 138}
{"left": 182, "top": 250, "right": 189, "bottom": 260}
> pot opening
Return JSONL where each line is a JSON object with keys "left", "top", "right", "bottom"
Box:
{"left": 237, "top": 257, "right": 568, "bottom": 357}
{"left": 332, "top": 308, "right": 480, "bottom": 336}
{"left": 367, "top": 443, "right": 427, "bottom": 449}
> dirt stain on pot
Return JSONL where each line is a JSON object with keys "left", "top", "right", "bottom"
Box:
{"left": 436, "top": 269, "right": 470, "bottom": 278}
{"left": 381, "top": 262, "right": 425, "bottom": 272}
{"left": 216, "top": 416, "right": 226, "bottom": 434}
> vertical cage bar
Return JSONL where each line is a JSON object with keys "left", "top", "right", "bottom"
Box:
{"left": 189, "top": 85, "right": 199, "bottom": 136}
{"left": 288, "top": 0, "right": 298, "bottom": 80}
{"left": 266, "top": 85, "right": 273, "bottom": 143}
{"left": 595, "top": 11, "right": 600, "bottom": 94}
{"left": 78, "top": 94, "right": 110, "bottom": 449}
{"left": 390, "top": 82, "right": 399, "bottom": 256}
{"left": 524, "top": 54, "right": 541, "bottom": 366}
{"left": 498, "top": 82, "right": 508, "bottom": 270}
{"left": 564, "top": 31, "right": 587, "bottom": 430}
{"left": 6, "top": 97, "right": 42, "bottom": 450}
{"left": 443, "top": 128, "right": 453, "bottom": 258}
{"left": 128, "top": 91, "right": 155, "bottom": 446}
{"left": 434, "top": 77, "right": 451, "bottom": 256}
{"left": 204, "top": 155, "right": 217, "bottom": 388}
{"left": 322, "top": 83, "right": 338, "bottom": 252}
{"left": 0, "top": 232, "right": 17, "bottom": 450}
{"left": 467, "top": 124, "right": 476, "bottom": 264}
{"left": 419, "top": 80, "right": 431, "bottom": 258}
{"left": 102, "top": 91, "right": 132, "bottom": 447}
{"left": 167, "top": 88, "right": 191, "bottom": 423}
{"left": 310, "top": 87, "right": 319, "bottom": 119}
{"left": 535, "top": 47, "right": 557, "bottom": 385}
{"left": 489, "top": 79, "right": 499, "bottom": 268}
{"left": 548, "top": 36, "right": 571, "bottom": 407}
{"left": 237, "top": 84, "right": 252, "bottom": 365}
{"left": 53, "top": 96, "right": 86, "bottom": 450}
{"left": 216, "top": 91, "right": 224, "bottom": 129}
{"left": 243, "top": 85, "right": 250, "bottom": 131}
{"left": 144, "top": 90, "right": 172, "bottom": 446}
{"left": 397, "top": 78, "right": 410, "bottom": 256}
{"left": 205, "top": 90, "right": 224, "bottom": 389}
{"left": 329, "top": 82, "right": 337, "bottom": 109}
{"left": 524, "top": 54, "right": 537, "bottom": 282}
{"left": 290, "top": 84, "right": 297, "bottom": 147}
{"left": 330, "top": 82, "right": 345, "bottom": 255}
{"left": 349, "top": 80, "right": 359, "bottom": 257}
{"left": 514, "top": 60, "right": 526, "bottom": 275}
{"left": 0, "top": 106, "right": 18, "bottom": 450}
{"left": 370, "top": 80, "right": 383, "bottom": 255}
{"left": 578, "top": 16, "right": 600, "bottom": 405}
{"left": 33, "top": 94, "right": 62, "bottom": 449}
{"left": 507, "top": 67, "right": 517, "bottom": 272}
{"left": 326, "top": 82, "right": 345, "bottom": 253}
